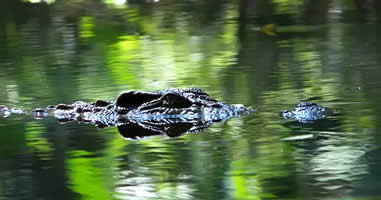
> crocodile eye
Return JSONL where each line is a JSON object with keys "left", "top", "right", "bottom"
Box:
{"left": 116, "top": 91, "right": 161, "bottom": 108}
{"left": 212, "top": 104, "right": 222, "bottom": 108}
{"left": 162, "top": 93, "right": 192, "bottom": 108}
{"left": 96, "top": 100, "right": 111, "bottom": 107}
{"left": 56, "top": 104, "right": 74, "bottom": 110}
{"left": 76, "top": 107, "right": 83, "bottom": 113}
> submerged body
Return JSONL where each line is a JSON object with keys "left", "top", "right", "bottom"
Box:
{"left": 0, "top": 89, "right": 331, "bottom": 139}
{"left": 52, "top": 88, "right": 253, "bottom": 124}
{"left": 281, "top": 102, "right": 329, "bottom": 123}
{"left": 48, "top": 88, "right": 253, "bottom": 139}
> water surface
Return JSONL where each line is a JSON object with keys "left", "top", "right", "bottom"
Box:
{"left": 1, "top": 1, "right": 381, "bottom": 200}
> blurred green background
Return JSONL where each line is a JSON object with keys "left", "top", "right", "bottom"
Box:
{"left": 1, "top": 0, "right": 381, "bottom": 199}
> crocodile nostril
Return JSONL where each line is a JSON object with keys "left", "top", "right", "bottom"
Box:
{"left": 96, "top": 100, "right": 111, "bottom": 107}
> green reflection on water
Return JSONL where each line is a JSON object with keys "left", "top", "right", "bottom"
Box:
{"left": 25, "top": 121, "right": 53, "bottom": 160}
{"left": 273, "top": 0, "right": 304, "bottom": 15}
{"left": 68, "top": 150, "right": 115, "bottom": 200}
{"left": 1, "top": 0, "right": 381, "bottom": 200}
{"left": 79, "top": 17, "right": 95, "bottom": 39}
{"left": 107, "top": 35, "right": 141, "bottom": 87}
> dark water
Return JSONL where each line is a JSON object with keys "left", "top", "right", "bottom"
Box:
{"left": 1, "top": 0, "right": 381, "bottom": 199}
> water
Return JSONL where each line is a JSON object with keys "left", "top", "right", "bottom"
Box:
{"left": 1, "top": 0, "right": 381, "bottom": 199}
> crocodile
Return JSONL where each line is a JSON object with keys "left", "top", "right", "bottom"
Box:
{"left": 0, "top": 88, "right": 330, "bottom": 139}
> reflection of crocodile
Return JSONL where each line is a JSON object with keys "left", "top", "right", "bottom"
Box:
{"left": 38, "top": 88, "right": 253, "bottom": 139}
{"left": 281, "top": 102, "right": 330, "bottom": 123}
{"left": 0, "top": 88, "right": 331, "bottom": 139}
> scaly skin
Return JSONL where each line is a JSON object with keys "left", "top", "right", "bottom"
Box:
{"left": 0, "top": 89, "right": 332, "bottom": 139}
{"left": 48, "top": 88, "right": 254, "bottom": 139}
{"left": 281, "top": 102, "right": 329, "bottom": 123}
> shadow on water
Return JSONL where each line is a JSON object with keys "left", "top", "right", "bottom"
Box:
{"left": 117, "top": 122, "right": 194, "bottom": 140}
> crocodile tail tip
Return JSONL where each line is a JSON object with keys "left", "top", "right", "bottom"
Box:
{"left": 280, "top": 110, "right": 292, "bottom": 118}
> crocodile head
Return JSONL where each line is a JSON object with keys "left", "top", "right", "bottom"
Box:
{"left": 114, "top": 88, "right": 253, "bottom": 139}
{"left": 115, "top": 88, "right": 221, "bottom": 115}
